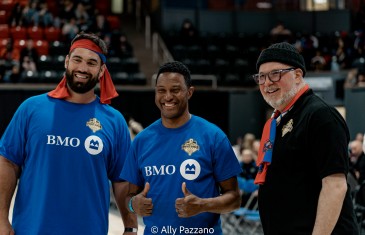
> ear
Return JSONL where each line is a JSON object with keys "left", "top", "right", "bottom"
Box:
{"left": 294, "top": 69, "right": 304, "bottom": 83}
{"left": 187, "top": 86, "right": 194, "bottom": 100}
{"left": 64, "top": 55, "right": 69, "bottom": 69}
{"left": 99, "top": 64, "right": 106, "bottom": 80}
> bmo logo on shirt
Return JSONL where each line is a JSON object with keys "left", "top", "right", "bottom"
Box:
{"left": 46, "top": 135, "right": 103, "bottom": 155}
{"left": 84, "top": 135, "right": 103, "bottom": 155}
{"left": 144, "top": 159, "right": 201, "bottom": 180}
{"left": 180, "top": 159, "right": 201, "bottom": 180}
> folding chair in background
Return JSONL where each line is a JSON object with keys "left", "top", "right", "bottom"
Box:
{"left": 221, "top": 177, "right": 263, "bottom": 235}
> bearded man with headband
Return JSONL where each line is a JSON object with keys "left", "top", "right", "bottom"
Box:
{"left": 0, "top": 32, "right": 137, "bottom": 234}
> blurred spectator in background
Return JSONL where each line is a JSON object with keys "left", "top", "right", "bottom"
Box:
{"left": 180, "top": 18, "right": 198, "bottom": 46}
{"left": 59, "top": 0, "right": 76, "bottom": 26}
{"left": 90, "top": 13, "right": 111, "bottom": 38}
{"left": 123, "top": 113, "right": 143, "bottom": 140}
{"left": 0, "top": 39, "right": 20, "bottom": 83}
{"left": 75, "top": 2, "right": 91, "bottom": 31}
{"left": 21, "top": 55, "right": 37, "bottom": 75}
{"left": 114, "top": 33, "right": 134, "bottom": 59}
{"left": 344, "top": 67, "right": 365, "bottom": 88}
{"left": 78, "top": 0, "right": 94, "bottom": 15}
{"left": 62, "top": 17, "right": 79, "bottom": 43}
{"left": 334, "top": 32, "right": 352, "bottom": 70}
{"left": 19, "top": 39, "right": 38, "bottom": 78}
{"left": 270, "top": 21, "right": 292, "bottom": 43}
{"left": 0, "top": 39, "right": 20, "bottom": 66}
{"left": 349, "top": 139, "right": 365, "bottom": 184}
{"left": 38, "top": 2, "right": 56, "bottom": 28}
{"left": 8, "top": 2, "right": 24, "bottom": 27}
{"left": 74, "top": 2, "right": 90, "bottom": 23}
{"left": 238, "top": 148, "right": 258, "bottom": 208}
{"left": 310, "top": 49, "right": 327, "bottom": 71}
{"left": 241, "top": 132, "right": 256, "bottom": 151}
{"left": 356, "top": 133, "right": 364, "bottom": 143}
{"left": 22, "top": 1, "right": 39, "bottom": 27}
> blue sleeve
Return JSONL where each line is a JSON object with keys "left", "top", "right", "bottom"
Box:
{"left": 213, "top": 134, "right": 242, "bottom": 182}
{"left": 108, "top": 113, "right": 132, "bottom": 181}
{"left": 0, "top": 100, "right": 29, "bottom": 166}
{"left": 120, "top": 143, "right": 144, "bottom": 187}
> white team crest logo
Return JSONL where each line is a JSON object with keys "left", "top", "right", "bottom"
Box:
{"left": 180, "top": 159, "right": 201, "bottom": 180}
{"left": 84, "top": 135, "right": 103, "bottom": 155}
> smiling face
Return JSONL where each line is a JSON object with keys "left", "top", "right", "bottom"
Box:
{"left": 65, "top": 47, "right": 105, "bottom": 94}
{"left": 258, "top": 62, "right": 304, "bottom": 111}
{"left": 155, "top": 72, "right": 194, "bottom": 128}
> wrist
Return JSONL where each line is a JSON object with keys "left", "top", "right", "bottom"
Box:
{"left": 128, "top": 196, "right": 136, "bottom": 213}
{"left": 124, "top": 227, "right": 138, "bottom": 233}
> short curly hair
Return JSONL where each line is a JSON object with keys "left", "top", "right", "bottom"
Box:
{"left": 156, "top": 61, "right": 191, "bottom": 87}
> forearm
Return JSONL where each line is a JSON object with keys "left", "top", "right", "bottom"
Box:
{"left": 112, "top": 181, "right": 138, "bottom": 229}
{"left": 312, "top": 174, "right": 347, "bottom": 235}
{"left": 200, "top": 190, "right": 241, "bottom": 214}
{"left": 0, "top": 156, "right": 19, "bottom": 220}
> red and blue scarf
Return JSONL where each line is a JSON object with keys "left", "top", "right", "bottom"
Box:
{"left": 254, "top": 84, "right": 309, "bottom": 185}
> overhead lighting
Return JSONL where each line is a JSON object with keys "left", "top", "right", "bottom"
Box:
{"left": 257, "top": 2, "right": 272, "bottom": 9}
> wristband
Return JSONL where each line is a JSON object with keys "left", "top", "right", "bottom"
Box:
{"left": 128, "top": 196, "right": 136, "bottom": 213}
{"left": 125, "top": 227, "right": 138, "bottom": 233}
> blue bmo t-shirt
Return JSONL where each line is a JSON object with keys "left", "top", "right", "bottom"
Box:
{"left": 121, "top": 115, "right": 242, "bottom": 235}
{"left": 0, "top": 94, "right": 131, "bottom": 235}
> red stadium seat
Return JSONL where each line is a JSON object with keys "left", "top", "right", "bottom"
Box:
{"left": 106, "top": 15, "right": 120, "bottom": 30}
{"left": 34, "top": 40, "right": 49, "bottom": 56}
{"left": 44, "top": 27, "right": 61, "bottom": 41}
{"left": 13, "top": 39, "right": 26, "bottom": 51}
{"left": 10, "top": 26, "right": 27, "bottom": 40}
{"left": 0, "top": 38, "right": 10, "bottom": 50}
{"left": 27, "top": 26, "right": 44, "bottom": 41}
{"left": 0, "top": 10, "right": 8, "bottom": 24}
{"left": 0, "top": 24, "right": 10, "bottom": 38}
{"left": 95, "top": 0, "right": 110, "bottom": 15}
{"left": 0, "top": 0, "right": 15, "bottom": 12}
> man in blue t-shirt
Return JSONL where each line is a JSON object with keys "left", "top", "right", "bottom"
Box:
{"left": 121, "top": 61, "right": 242, "bottom": 234}
{"left": 0, "top": 32, "right": 137, "bottom": 235}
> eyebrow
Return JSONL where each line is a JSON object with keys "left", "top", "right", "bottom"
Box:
{"left": 72, "top": 55, "right": 99, "bottom": 63}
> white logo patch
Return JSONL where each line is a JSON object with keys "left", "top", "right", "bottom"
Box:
{"left": 180, "top": 159, "right": 201, "bottom": 180}
{"left": 84, "top": 135, "right": 103, "bottom": 155}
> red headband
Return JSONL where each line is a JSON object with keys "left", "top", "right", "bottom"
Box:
{"left": 48, "top": 39, "right": 118, "bottom": 104}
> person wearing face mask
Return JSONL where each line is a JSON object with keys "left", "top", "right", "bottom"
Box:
{"left": 253, "top": 42, "right": 359, "bottom": 235}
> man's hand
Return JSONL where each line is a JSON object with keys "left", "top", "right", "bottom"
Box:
{"left": 175, "top": 182, "right": 202, "bottom": 217}
{"left": 133, "top": 182, "right": 153, "bottom": 216}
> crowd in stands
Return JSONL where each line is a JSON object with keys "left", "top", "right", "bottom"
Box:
{"left": 0, "top": 0, "right": 138, "bottom": 84}
{"left": 163, "top": 16, "right": 365, "bottom": 87}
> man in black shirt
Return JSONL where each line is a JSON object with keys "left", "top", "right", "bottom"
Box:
{"left": 253, "top": 42, "right": 359, "bottom": 235}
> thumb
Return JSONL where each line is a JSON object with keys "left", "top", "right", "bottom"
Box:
{"left": 141, "top": 182, "right": 150, "bottom": 197}
{"left": 182, "top": 182, "right": 191, "bottom": 197}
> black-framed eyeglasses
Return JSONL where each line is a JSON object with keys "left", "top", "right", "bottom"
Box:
{"left": 252, "top": 67, "right": 296, "bottom": 85}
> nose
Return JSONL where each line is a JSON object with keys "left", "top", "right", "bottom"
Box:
{"left": 164, "top": 91, "right": 173, "bottom": 100}
{"left": 77, "top": 61, "right": 89, "bottom": 72}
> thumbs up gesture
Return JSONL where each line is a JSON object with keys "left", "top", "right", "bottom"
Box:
{"left": 134, "top": 182, "right": 153, "bottom": 216}
{"left": 175, "top": 182, "right": 202, "bottom": 217}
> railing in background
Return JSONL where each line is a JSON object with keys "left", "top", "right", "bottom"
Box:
{"left": 152, "top": 32, "right": 174, "bottom": 65}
